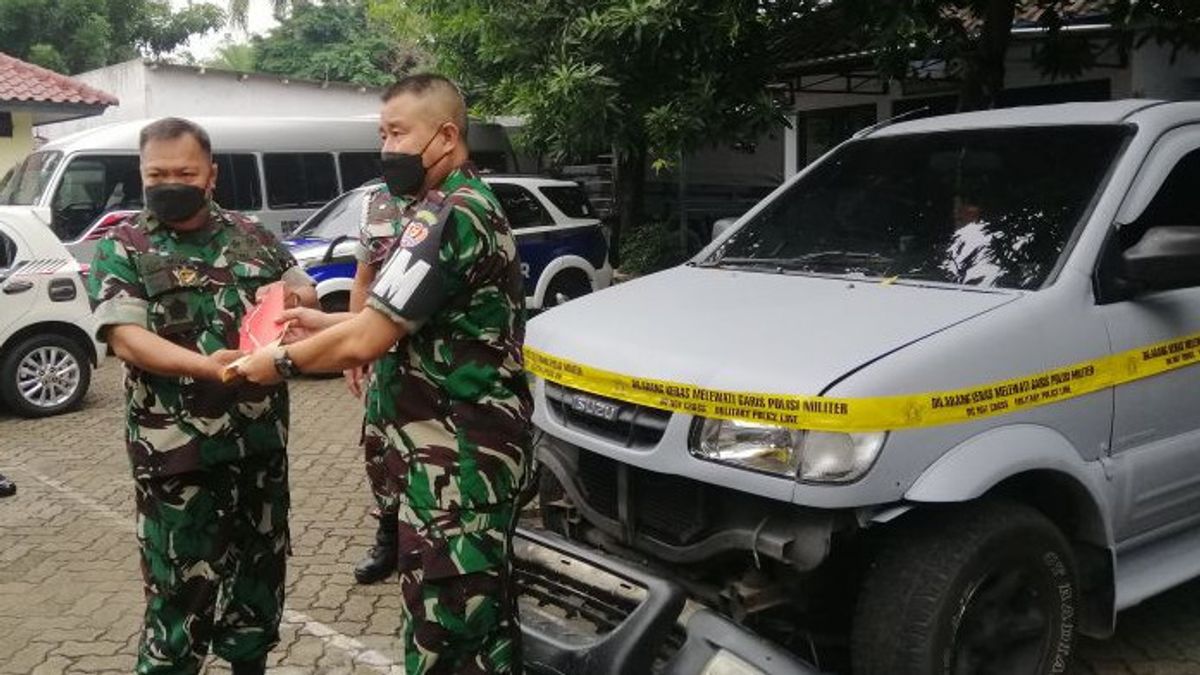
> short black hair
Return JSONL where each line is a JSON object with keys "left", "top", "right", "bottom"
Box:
{"left": 382, "top": 74, "right": 469, "bottom": 138}
{"left": 139, "top": 117, "right": 212, "bottom": 158}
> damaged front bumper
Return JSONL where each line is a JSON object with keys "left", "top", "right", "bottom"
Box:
{"left": 515, "top": 527, "right": 823, "bottom": 675}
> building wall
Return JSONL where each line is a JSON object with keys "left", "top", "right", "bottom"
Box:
{"left": 0, "top": 112, "right": 34, "bottom": 175}
{"left": 38, "top": 60, "right": 384, "bottom": 139}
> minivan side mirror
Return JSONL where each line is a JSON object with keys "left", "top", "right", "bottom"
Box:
{"left": 711, "top": 217, "right": 739, "bottom": 242}
{"left": 323, "top": 235, "right": 352, "bottom": 263}
{"left": 1122, "top": 226, "right": 1200, "bottom": 292}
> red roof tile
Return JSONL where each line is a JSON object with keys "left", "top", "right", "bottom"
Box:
{"left": 0, "top": 52, "right": 118, "bottom": 107}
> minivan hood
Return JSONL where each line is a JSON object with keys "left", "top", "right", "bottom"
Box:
{"left": 526, "top": 266, "right": 1019, "bottom": 396}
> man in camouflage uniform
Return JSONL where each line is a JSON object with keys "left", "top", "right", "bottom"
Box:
{"left": 348, "top": 184, "right": 408, "bottom": 583}
{"left": 239, "top": 74, "right": 532, "bottom": 674}
{"left": 88, "top": 117, "right": 316, "bottom": 675}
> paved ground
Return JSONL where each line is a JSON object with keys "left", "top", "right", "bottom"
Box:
{"left": 4, "top": 366, "right": 1200, "bottom": 674}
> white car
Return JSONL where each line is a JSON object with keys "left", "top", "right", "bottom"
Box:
{"left": 0, "top": 210, "right": 102, "bottom": 417}
{"left": 286, "top": 176, "right": 613, "bottom": 312}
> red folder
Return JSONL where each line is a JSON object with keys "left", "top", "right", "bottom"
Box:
{"left": 221, "top": 282, "right": 290, "bottom": 383}
{"left": 238, "top": 282, "right": 288, "bottom": 351}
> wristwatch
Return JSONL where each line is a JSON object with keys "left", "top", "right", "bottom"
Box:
{"left": 273, "top": 348, "right": 300, "bottom": 379}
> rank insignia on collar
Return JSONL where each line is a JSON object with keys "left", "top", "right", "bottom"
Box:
{"left": 173, "top": 266, "right": 200, "bottom": 286}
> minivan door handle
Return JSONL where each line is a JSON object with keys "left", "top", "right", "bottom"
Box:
{"left": 2, "top": 279, "right": 33, "bottom": 295}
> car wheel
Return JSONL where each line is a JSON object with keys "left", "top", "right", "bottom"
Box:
{"left": 852, "top": 501, "right": 1078, "bottom": 675}
{"left": 0, "top": 334, "right": 91, "bottom": 418}
{"left": 543, "top": 272, "right": 592, "bottom": 309}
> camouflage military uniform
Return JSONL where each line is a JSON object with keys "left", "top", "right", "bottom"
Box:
{"left": 88, "top": 203, "right": 308, "bottom": 675}
{"left": 365, "top": 164, "right": 533, "bottom": 674}
{"left": 355, "top": 185, "right": 408, "bottom": 514}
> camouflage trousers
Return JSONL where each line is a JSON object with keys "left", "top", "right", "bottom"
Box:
{"left": 363, "top": 421, "right": 401, "bottom": 517}
{"left": 396, "top": 500, "right": 522, "bottom": 675}
{"left": 133, "top": 450, "right": 290, "bottom": 675}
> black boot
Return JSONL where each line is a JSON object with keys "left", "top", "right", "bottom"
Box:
{"left": 230, "top": 655, "right": 267, "bottom": 675}
{"left": 354, "top": 511, "right": 398, "bottom": 584}
{"left": 0, "top": 474, "right": 14, "bottom": 498}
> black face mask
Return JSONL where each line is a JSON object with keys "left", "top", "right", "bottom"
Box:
{"left": 144, "top": 184, "right": 208, "bottom": 224}
{"left": 381, "top": 127, "right": 445, "bottom": 198}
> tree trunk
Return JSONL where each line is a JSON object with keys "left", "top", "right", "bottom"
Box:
{"left": 959, "top": 0, "right": 1017, "bottom": 111}
{"left": 612, "top": 144, "right": 648, "bottom": 269}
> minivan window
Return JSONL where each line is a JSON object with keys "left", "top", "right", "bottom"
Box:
{"left": 0, "top": 230, "right": 17, "bottom": 270}
{"left": 0, "top": 151, "right": 62, "bottom": 206}
{"left": 540, "top": 185, "right": 594, "bottom": 219}
{"left": 492, "top": 183, "right": 549, "bottom": 229}
{"left": 50, "top": 154, "right": 141, "bottom": 241}
{"left": 263, "top": 153, "right": 338, "bottom": 209}
{"left": 338, "top": 153, "right": 381, "bottom": 191}
{"left": 706, "top": 126, "right": 1127, "bottom": 290}
{"left": 292, "top": 189, "right": 366, "bottom": 240}
{"left": 1121, "top": 148, "right": 1200, "bottom": 249}
{"left": 214, "top": 153, "right": 262, "bottom": 211}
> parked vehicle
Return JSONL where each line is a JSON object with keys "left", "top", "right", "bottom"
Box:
{"left": 0, "top": 116, "right": 517, "bottom": 264}
{"left": 286, "top": 177, "right": 612, "bottom": 313}
{"left": 0, "top": 209, "right": 102, "bottom": 417}
{"left": 526, "top": 100, "right": 1200, "bottom": 674}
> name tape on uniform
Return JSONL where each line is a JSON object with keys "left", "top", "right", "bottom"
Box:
{"left": 524, "top": 333, "right": 1200, "bottom": 432}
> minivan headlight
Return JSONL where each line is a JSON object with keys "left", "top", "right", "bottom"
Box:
{"left": 693, "top": 418, "right": 886, "bottom": 482}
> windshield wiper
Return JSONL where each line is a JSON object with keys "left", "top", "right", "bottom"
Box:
{"left": 701, "top": 251, "right": 892, "bottom": 270}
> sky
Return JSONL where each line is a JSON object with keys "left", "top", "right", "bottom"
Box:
{"left": 169, "top": 0, "right": 279, "bottom": 60}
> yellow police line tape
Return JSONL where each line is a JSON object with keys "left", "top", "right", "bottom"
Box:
{"left": 524, "top": 333, "right": 1200, "bottom": 433}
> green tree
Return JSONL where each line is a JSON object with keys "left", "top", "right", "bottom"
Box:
{"left": 0, "top": 0, "right": 224, "bottom": 74}
{"left": 226, "top": 0, "right": 308, "bottom": 30}
{"left": 253, "top": 0, "right": 421, "bottom": 86}
{"left": 399, "top": 0, "right": 784, "bottom": 250}
{"left": 206, "top": 42, "right": 257, "bottom": 71}
{"left": 793, "top": 0, "right": 1200, "bottom": 111}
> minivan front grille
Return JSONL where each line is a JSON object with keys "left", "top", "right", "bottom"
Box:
{"left": 576, "top": 451, "right": 711, "bottom": 547}
{"left": 544, "top": 382, "right": 671, "bottom": 448}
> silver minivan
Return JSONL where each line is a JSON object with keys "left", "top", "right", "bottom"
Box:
{"left": 526, "top": 100, "right": 1200, "bottom": 674}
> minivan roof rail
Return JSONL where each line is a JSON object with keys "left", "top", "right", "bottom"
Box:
{"left": 853, "top": 106, "right": 932, "bottom": 140}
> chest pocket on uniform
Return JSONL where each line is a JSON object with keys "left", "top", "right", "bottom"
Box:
{"left": 224, "top": 230, "right": 283, "bottom": 301}
{"left": 137, "top": 254, "right": 209, "bottom": 339}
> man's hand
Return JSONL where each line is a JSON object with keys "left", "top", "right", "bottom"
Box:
{"left": 279, "top": 307, "right": 333, "bottom": 343}
{"left": 344, "top": 364, "right": 371, "bottom": 399}
{"left": 238, "top": 346, "right": 284, "bottom": 386}
{"left": 210, "top": 349, "right": 245, "bottom": 367}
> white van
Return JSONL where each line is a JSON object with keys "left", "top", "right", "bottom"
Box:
{"left": 0, "top": 116, "right": 516, "bottom": 263}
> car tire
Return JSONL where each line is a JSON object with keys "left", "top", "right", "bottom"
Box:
{"left": 852, "top": 501, "right": 1078, "bottom": 675}
{"left": 0, "top": 334, "right": 91, "bottom": 418}
{"left": 543, "top": 272, "right": 592, "bottom": 309}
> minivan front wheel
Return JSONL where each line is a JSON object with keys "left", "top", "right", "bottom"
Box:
{"left": 1, "top": 334, "right": 91, "bottom": 418}
{"left": 852, "top": 501, "right": 1078, "bottom": 675}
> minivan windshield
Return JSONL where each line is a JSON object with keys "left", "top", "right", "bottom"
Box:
{"left": 704, "top": 126, "right": 1127, "bottom": 290}
{"left": 291, "top": 189, "right": 366, "bottom": 240}
{"left": 0, "top": 151, "right": 61, "bottom": 205}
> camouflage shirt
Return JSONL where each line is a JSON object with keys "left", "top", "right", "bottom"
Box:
{"left": 357, "top": 186, "right": 408, "bottom": 441}
{"left": 88, "top": 203, "right": 311, "bottom": 480}
{"left": 365, "top": 164, "right": 533, "bottom": 513}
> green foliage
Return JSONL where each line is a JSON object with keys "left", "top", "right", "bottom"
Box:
{"left": 617, "top": 222, "right": 687, "bottom": 276}
{"left": 405, "top": 0, "right": 783, "bottom": 165}
{"left": 206, "top": 42, "right": 257, "bottom": 72}
{"left": 799, "top": 0, "right": 1200, "bottom": 110}
{"left": 252, "top": 0, "right": 421, "bottom": 86}
{"left": 0, "top": 0, "right": 224, "bottom": 74}
{"left": 226, "top": 0, "right": 306, "bottom": 30}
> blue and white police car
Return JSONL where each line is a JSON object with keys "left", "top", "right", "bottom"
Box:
{"left": 286, "top": 176, "right": 612, "bottom": 313}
